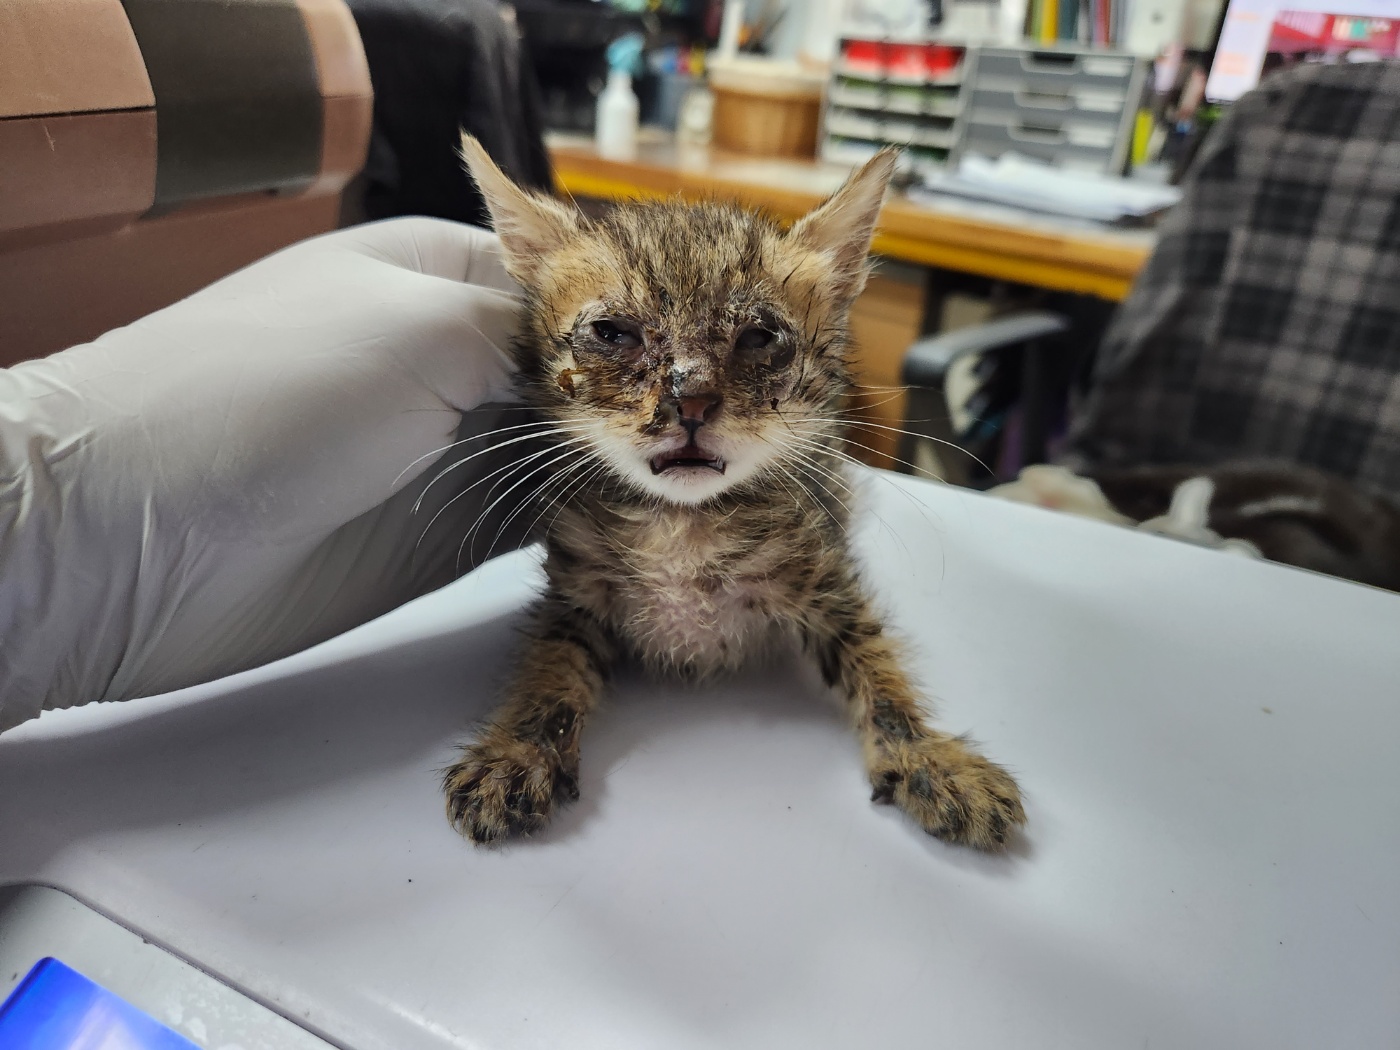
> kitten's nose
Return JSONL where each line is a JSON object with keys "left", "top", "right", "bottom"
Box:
{"left": 672, "top": 393, "right": 722, "bottom": 442}
{"left": 676, "top": 394, "right": 722, "bottom": 426}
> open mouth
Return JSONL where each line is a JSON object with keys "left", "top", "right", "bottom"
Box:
{"left": 649, "top": 444, "right": 726, "bottom": 476}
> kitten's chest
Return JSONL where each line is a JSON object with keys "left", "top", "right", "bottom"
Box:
{"left": 561, "top": 509, "right": 803, "bottom": 674}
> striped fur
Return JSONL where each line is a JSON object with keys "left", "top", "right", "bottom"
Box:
{"left": 442, "top": 137, "right": 1024, "bottom": 849}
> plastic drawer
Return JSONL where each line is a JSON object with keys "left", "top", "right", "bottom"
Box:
{"left": 822, "top": 135, "right": 949, "bottom": 174}
{"left": 974, "top": 48, "right": 1136, "bottom": 96}
{"left": 828, "top": 80, "right": 962, "bottom": 118}
{"left": 967, "top": 84, "right": 1125, "bottom": 128}
{"left": 960, "top": 116, "right": 1117, "bottom": 172}
{"left": 825, "top": 108, "right": 957, "bottom": 149}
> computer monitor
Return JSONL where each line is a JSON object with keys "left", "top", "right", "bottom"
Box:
{"left": 1205, "top": 0, "right": 1400, "bottom": 102}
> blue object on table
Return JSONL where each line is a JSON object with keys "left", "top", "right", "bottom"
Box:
{"left": 0, "top": 957, "right": 198, "bottom": 1050}
{"left": 606, "top": 32, "right": 645, "bottom": 78}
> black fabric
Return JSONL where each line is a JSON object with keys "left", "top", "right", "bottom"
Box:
{"left": 344, "top": 0, "right": 553, "bottom": 227}
{"left": 120, "top": 0, "right": 322, "bottom": 208}
{"left": 1065, "top": 61, "right": 1400, "bottom": 501}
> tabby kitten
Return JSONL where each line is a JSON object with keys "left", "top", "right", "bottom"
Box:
{"left": 444, "top": 136, "right": 1024, "bottom": 851}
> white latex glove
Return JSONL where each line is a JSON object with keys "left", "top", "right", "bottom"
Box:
{"left": 0, "top": 218, "right": 533, "bottom": 732}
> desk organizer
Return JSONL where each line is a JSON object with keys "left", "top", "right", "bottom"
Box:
{"left": 820, "top": 38, "right": 975, "bottom": 175}
{"left": 957, "top": 45, "right": 1146, "bottom": 173}
{"left": 820, "top": 41, "right": 1145, "bottom": 177}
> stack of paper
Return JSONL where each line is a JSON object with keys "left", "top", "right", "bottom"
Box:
{"left": 913, "top": 152, "right": 1182, "bottom": 223}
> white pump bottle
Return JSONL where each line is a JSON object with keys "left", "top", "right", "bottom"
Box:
{"left": 596, "top": 68, "right": 639, "bottom": 161}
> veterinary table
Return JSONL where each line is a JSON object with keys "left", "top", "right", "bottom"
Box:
{"left": 2, "top": 474, "right": 1396, "bottom": 1049}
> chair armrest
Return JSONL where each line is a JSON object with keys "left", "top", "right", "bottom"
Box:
{"left": 900, "top": 310, "right": 1071, "bottom": 386}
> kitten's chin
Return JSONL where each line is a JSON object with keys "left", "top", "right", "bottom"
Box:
{"left": 631, "top": 462, "right": 741, "bottom": 505}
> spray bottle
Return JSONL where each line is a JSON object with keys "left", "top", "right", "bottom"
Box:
{"left": 597, "top": 34, "right": 642, "bottom": 161}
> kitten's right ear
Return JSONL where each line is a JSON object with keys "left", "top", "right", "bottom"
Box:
{"left": 460, "top": 132, "right": 581, "bottom": 286}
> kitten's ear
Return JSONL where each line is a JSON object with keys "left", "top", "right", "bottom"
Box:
{"left": 787, "top": 147, "right": 897, "bottom": 301}
{"left": 460, "top": 132, "right": 581, "bottom": 286}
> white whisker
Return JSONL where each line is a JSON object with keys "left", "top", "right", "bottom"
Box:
{"left": 393, "top": 417, "right": 570, "bottom": 490}
{"left": 466, "top": 432, "right": 594, "bottom": 513}
{"left": 789, "top": 425, "right": 948, "bottom": 483}
{"left": 414, "top": 435, "right": 592, "bottom": 556}
{"left": 488, "top": 448, "right": 601, "bottom": 554}
{"left": 455, "top": 443, "right": 593, "bottom": 573}
{"left": 411, "top": 426, "right": 591, "bottom": 515}
{"left": 534, "top": 458, "right": 612, "bottom": 544}
{"left": 782, "top": 429, "right": 949, "bottom": 550}
{"left": 782, "top": 416, "right": 994, "bottom": 475}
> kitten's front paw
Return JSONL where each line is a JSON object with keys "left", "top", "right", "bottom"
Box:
{"left": 443, "top": 735, "right": 580, "bottom": 845}
{"left": 868, "top": 736, "right": 1025, "bottom": 851}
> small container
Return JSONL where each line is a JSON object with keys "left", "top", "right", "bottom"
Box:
{"left": 596, "top": 69, "right": 639, "bottom": 160}
{"left": 677, "top": 84, "right": 715, "bottom": 147}
{"left": 708, "top": 56, "right": 825, "bottom": 158}
{"left": 648, "top": 73, "right": 693, "bottom": 130}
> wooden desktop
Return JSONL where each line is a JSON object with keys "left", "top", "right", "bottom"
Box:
{"left": 548, "top": 133, "right": 1152, "bottom": 301}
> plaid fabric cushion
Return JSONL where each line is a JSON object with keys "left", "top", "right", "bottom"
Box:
{"left": 1064, "top": 61, "right": 1400, "bottom": 500}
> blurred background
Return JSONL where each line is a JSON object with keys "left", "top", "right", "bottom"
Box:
{"left": 3, "top": 0, "right": 1399, "bottom": 588}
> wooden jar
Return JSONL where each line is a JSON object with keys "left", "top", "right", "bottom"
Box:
{"left": 708, "top": 57, "right": 825, "bottom": 159}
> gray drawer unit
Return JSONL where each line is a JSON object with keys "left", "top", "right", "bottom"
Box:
{"left": 960, "top": 115, "right": 1123, "bottom": 172}
{"left": 968, "top": 84, "right": 1127, "bottom": 128}
{"left": 974, "top": 47, "right": 1139, "bottom": 93}
{"left": 956, "top": 46, "right": 1146, "bottom": 174}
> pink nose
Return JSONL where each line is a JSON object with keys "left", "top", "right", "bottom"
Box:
{"left": 676, "top": 394, "right": 722, "bottom": 426}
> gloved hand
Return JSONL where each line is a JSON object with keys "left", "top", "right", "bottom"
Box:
{"left": 0, "top": 217, "right": 539, "bottom": 732}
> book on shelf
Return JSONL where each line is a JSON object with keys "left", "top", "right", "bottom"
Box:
{"left": 1024, "top": 0, "right": 1127, "bottom": 45}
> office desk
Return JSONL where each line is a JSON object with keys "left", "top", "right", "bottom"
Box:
{"left": 547, "top": 133, "right": 1155, "bottom": 302}
{"left": 3, "top": 475, "right": 1398, "bottom": 1050}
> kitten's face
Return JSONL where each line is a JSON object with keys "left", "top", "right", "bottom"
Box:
{"left": 512, "top": 204, "right": 854, "bottom": 505}
{"left": 461, "top": 138, "right": 895, "bottom": 506}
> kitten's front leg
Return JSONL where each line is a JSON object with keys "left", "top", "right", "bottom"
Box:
{"left": 444, "top": 593, "right": 615, "bottom": 845}
{"left": 808, "top": 586, "right": 1025, "bottom": 850}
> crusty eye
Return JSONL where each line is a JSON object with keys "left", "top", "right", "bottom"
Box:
{"left": 735, "top": 325, "right": 775, "bottom": 354}
{"left": 590, "top": 319, "right": 642, "bottom": 351}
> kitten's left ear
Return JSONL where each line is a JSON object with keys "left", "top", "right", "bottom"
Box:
{"left": 460, "top": 132, "right": 582, "bottom": 287}
{"left": 788, "top": 148, "right": 898, "bottom": 302}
